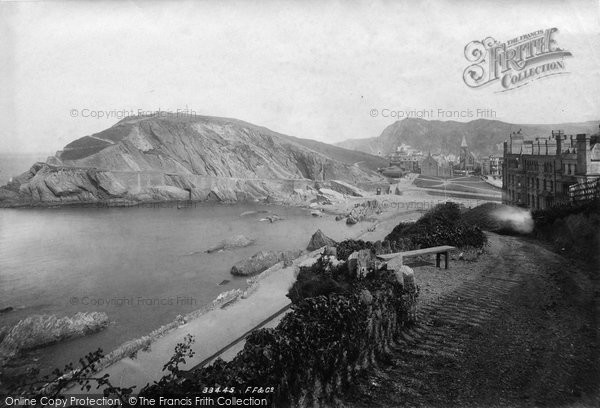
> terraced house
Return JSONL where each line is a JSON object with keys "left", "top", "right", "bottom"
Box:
{"left": 502, "top": 127, "right": 600, "bottom": 210}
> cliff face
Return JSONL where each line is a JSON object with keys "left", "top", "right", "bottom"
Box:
{"left": 0, "top": 115, "right": 383, "bottom": 206}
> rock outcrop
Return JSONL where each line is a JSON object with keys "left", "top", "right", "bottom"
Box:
{"left": 345, "top": 200, "right": 381, "bottom": 224}
{"left": 206, "top": 234, "right": 255, "bottom": 253}
{"left": 329, "top": 180, "right": 366, "bottom": 197}
{"left": 0, "top": 312, "right": 109, "bottom": 361}
{"left": 230, "top": 249, "right": 303, "bottom": 276}
{"left": 0, "top": 115, "right": 383, "bottom": 206}
{"left": 306, "top": 229, "right": 337, "bottom": 251}
{"left": 317, "top": 188, "right": 345, "bottom": 202}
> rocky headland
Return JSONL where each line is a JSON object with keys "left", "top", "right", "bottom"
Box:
{"left": 0, "top": 115, "right": 385, "bottom": 207}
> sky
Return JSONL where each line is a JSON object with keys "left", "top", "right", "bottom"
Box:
{"left": 0, "top": 0, "right": 599, "bottom": 154}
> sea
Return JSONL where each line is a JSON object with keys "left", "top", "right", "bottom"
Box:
{"left": 0, "top": 155, "right": 356, "bottom": 376}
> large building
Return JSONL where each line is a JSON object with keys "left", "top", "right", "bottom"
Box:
{"left": 388, "top": 146, "right": 421, "bottom": 173}
{"left": 482, "top": 155, "right": 504, "bottom": 176}
{"left": 502, "top": 127, "right": 600, "bottom": 210}
{"left": 421, "top": 153, "right": 454, "bottom": 178}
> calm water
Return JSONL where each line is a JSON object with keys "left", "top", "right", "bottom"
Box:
{"left": 0, "top": 203, "right": 354, "bottom": 373}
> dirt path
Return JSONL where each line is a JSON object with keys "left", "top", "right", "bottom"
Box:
{"left": 345, "top": 233, "right": 600, "bottom": 407}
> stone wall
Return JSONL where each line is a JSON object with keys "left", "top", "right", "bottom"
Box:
{"left": 290, "top": 274, "right": 417, "bottom": 407}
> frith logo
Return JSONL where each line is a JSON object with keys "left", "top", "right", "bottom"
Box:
{"left": 463, "top": 28, "right": 572, "bottom": 92}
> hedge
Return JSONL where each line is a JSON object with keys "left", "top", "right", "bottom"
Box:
{"left": 384, "top": 202, "right": 488, "bottom": 249}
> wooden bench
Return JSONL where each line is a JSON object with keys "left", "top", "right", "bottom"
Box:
{"left": 377, "top": 245, "right": 456, "bottom": 269}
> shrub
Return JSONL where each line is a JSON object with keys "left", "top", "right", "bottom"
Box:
{"left": 335, "top": 239, "right": 375, "bottom": 261}
{"left": 532, "top": 199, "right": 600, "bottom": 229}
{"left": 287, "top": 255, "right": 350, "bottom": 304}
{"left": 463, "top": 203, "right": 534, "bottom": 235}
{"left": 335, "top": 239, "right": 407, "bottom": 261}
{"left": 385, "top": 202, "right": 488, "bottom": 249}
{"left": 462, "top": 202, "right": 505, "bottom": 230}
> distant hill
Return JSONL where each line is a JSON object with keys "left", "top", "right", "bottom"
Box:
{"left": 337, "top": 118, "right": 600, "bottom": 157}
{"left": 0, "top": 115, "right": 384, "bottom": 206}
{"left": 281, "top": 134, "right": 387, "bottom": 172}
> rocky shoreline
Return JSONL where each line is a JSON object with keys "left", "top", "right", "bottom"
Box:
{"left": 0, "top": 170, "right": 365, "bottom": 209}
